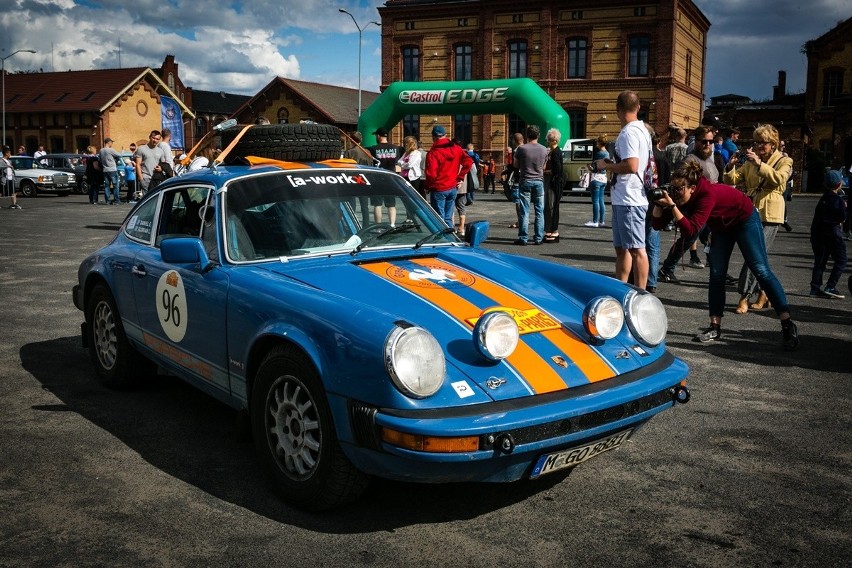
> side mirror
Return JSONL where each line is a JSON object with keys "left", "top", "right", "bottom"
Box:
{"left": 160, "top": 237, "right": 215, "bottom": 272}
{"left": 464, "top": 220, "right": 489, "bottom": 248}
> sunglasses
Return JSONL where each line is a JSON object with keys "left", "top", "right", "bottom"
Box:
{"left": 699, "top": 139, "right": 714, "bottom": 145}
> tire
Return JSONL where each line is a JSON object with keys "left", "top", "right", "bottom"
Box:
{"left": 86, "top": 284, "right": 153, "bottom": 389}
{"left": 220, "top": 123, "right": 342, "bottom": 163}
{"left": 79, "top": 180, "right": 89, "bottom": 195}
{"left": 20, "top": 180, "right": 36, "bottom": 198}
{"left": 251, "top": 345, "right": 369, "bottom": 511}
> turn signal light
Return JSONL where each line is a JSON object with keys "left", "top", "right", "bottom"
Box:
{"left": 381, "top": 428, "right": 480, "bottom": 453}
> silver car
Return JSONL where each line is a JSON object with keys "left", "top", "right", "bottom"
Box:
{"left": 9, "top": 156, "right": 75, "bottom": 197}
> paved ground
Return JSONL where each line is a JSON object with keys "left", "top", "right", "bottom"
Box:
{"left": 0, "top": 191, "right": 849, "bottom": 567}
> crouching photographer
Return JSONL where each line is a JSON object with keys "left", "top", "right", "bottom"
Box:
{"left": 650, "top": 161, "right": 799, "bottom": 350}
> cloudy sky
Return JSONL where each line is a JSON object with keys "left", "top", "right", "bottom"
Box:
{"left": 0, "top": 0, "right": 848, "bottom": 103}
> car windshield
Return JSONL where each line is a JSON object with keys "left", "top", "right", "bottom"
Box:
{"left": 223, "top": 169, "right": 457, "bottom": 261}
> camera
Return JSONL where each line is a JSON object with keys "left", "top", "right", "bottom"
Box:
{"left": 646, "top": 183, "right": 672, "bottom": 202}
{"left": 733, "top": 148, "right": 749, "bottom": 164}
{"left": 589, "top": 158, "right": 613, "bottom": 173}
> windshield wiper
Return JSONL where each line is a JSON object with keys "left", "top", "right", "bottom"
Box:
{"left": 413, "top": 227, "right": 457, "bottom": 249}
{"left": 351, "top": 223, "right": 421, "bottom": 255}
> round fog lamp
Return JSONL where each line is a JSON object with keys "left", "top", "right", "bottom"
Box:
{"left": 625, "top": 290, "right": 667, "bottom": 346}
{"left": 473, "top": 310, "right": 519, "bottom": 361}
{"left": 584, "top": 296, "right": 624, "bottom": 340}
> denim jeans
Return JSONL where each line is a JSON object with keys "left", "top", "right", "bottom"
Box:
{"left": 645, "top": 215, "right": 660, "bottom": 288}
{"left": 103, "top": 171, "right": 120, "bottom": 202}
{"left": 590, "top": 180, "right": 606, "bottom": 224}
{"left": 810, "top": 230, "right": 848, "bottom": 291}
{"left": 518, "top": 180, "right": 545, "bottom": 243}
{"left": 738, "top": 223, "right": 779, "bottom": 297}
{"left": 430, "top": 187, "right": 458, "bottom": 228}
{"left": 708, "top": 209, "right": 789, "bottom": 317}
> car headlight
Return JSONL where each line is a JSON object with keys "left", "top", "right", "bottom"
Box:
{"left": 39, "top": 175, "right": 53, "bottom": 182}
{"left": 473, "top": 310, "right": 519, "bottom": 360}
{"left": 624, "top": 290, "right": 667, "bottom": 346}
{"left": 385, "top": 325, "right": 445, "bottom": 398}
{"left": 583, "top": 296, "right": 624, "bottom": 340}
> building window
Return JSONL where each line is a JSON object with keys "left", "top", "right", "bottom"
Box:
{"left": 402, "top": 46, "right": 420, "bottom": 82}
{"left": 27, "top": 114, "right": 36, "bottom": 127}
{"left": 405, "top": 21, "right": 416, "bottom": 30}
{"left": 403, "top": 115, "right": 420, "bottom": 139}
{"left": 508, "top": 113, "right": 526, "bottom": 139}
{"left": 454, "top": 115, "right": 472, "bottom": 145}
{"left": 508, "top": 40, "right": 527, "bottom": 78}
{"left": 571, "top": 11, "right": 583, "bottom": 20}
{"left": 49, "top": 136, "right": 63, "bottom": 153}
{"left": 195, "top": 117, "right": 207, "bottom": 137}
{"left": 455, "top": 44, "right": 472, "bottom": 81}
{"left": 685, "top": 50, "right": 692, "bottom": 87}
{"left": 277, "top": 108, "right": 289, "bottom": 124}
{"left": 634, "top": 7, "right": 646, "bottom": 16}
{"left": 457, "top": 18, "right": 468, "bottom": 27}
{"left": 567, "top": 38, "right": 587, "bottom": 79}
{"left": 822, "top": 70, "right": 843, "bottom": 107}
{"left": 566, "top": 109, "right": 586, "bottom": 138}
{"left": 76, "top": 136, "right": 89, "bottom": 153}
{"left": 628, "top": 35, "right": 650, "bottom": 77}
{"left": 167, "top": 73, "right": 175, "bottom": 91}
{"left": 512, "top": 14, "right": 524, "bottom": 23}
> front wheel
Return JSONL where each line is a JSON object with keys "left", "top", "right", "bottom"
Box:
{"left": 251, "top": 345, "right": 369, "bottom": 511}
{"left": 86, "top": 284, "right": 152, "bottom": 388}
{"left": 20, "top": 181, "right": 36, "bottom": 198}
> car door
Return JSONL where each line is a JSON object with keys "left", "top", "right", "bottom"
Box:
{"left": 130, "top": 184, "right": 231, "bottom": 396}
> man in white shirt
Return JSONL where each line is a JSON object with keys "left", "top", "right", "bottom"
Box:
{"left": 33, "top": 145, "right": 47, "bottom": 160}
{"left": 594, "top": 90, "right": 651, "bottom": 289}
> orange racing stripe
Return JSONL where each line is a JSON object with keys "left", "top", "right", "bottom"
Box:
{"left": 409, "top": 258, "right": 614, "bottom": 383}
{"left": 360, "top": 261, "right": 569, "bottom": 394}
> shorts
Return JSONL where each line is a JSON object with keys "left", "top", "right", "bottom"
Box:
{"left": 611, "top": 205, "right": 647, "bottom": 249}
{"left": 369, "top": 195, "right": 396, "bottom": 208}
{"left": 2, "top": 179, "right": 14, "bottom": 197}
{"left": 454, "top": 193, "right": 467, "bottom": 216}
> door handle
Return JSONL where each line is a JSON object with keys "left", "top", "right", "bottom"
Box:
{"left": 132, "top": 265, "right": 147, "bottom": 277}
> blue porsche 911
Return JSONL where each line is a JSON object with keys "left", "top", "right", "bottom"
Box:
{"left": 73, "top": 124, "right": 689, "bottom": 510}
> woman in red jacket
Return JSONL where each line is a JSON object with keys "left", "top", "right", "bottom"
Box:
{"left": 651, "top": 161, "right": 798, "bottom": 350}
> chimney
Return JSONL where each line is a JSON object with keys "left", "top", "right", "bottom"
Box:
{"left": 774, "top": 70, "right": 787, "bottom": 100}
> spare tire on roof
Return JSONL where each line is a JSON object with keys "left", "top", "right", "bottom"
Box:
{"left": 219, "top": 123, "right": 342, "bottom": 163}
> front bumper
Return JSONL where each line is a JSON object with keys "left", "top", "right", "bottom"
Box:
{"left": 338, "top": 352, "right": 689, "bottom": 483}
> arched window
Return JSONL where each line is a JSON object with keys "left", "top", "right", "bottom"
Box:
{"left": 454, "top": 44, "right": 472, "bottom": 81}
{"left": 277, "top": 108, "right": 289, "bottom": 124}
{"left": 628, "top": 35, "right": 650, "bottom": 77}
{"left": 508, "top": 40, "right": 528, "bottom": 78}
{"left": 566, "top": 38, "right": 587, "bottom": 79}
{"left": 195, "top": 117, "right": 207, "bottom": 137}
{"left": 167, "top": 73, "right": 175, "bottom": 91}
{"left": 402, "top": 46, "right": 420, "bottom": 82}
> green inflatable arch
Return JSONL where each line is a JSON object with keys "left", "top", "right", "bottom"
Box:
{"left": 358, "top": 78, "right": 571, "bottom": 149}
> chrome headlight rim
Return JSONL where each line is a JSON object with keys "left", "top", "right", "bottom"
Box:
{"left": 473, "top": 310, "right": 520, "bottom": 361}
{"left": 624, "top": 290, "right": 668, "bottom": 346}
{"left": 384, "top": 325, "right": 445, "bottom": 398}
{"left": 583, "top": 296, "right": 625, "bottom": 340}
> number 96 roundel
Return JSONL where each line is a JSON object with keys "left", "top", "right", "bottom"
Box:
{"left": 156, "top": 270, "right": 188, "bottom": 342}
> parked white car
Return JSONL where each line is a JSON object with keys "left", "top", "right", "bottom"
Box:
{"left": 9, "top": 156, "right": 75, "bottom": 197}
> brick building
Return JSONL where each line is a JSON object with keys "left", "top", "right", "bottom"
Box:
{"left": 377, "top": 0, "right": 710, "bottom": 157}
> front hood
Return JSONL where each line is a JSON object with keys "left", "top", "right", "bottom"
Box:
{"left": 262, "top": 250, "right": 661, "bottom": 402}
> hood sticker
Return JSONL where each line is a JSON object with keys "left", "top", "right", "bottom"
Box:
{"left": 466, "top": 306, "right": 561, "bottom": 335}
{"left": 385, "top": 261, "right": 475, "bottom": 289}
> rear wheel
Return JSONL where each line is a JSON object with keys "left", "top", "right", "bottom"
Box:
{"left": 79, "top": 180, "right": 89, "bottom": 195}
{"left": 20, "top": 180, "right": 36, "bottom": 198}
{"left": 251, "top": 345, "right": 369, "bottom": 511}
{"left": 219, "top": 123, "right": 342, "bottom": 163}
{"left": 86, "top": 284, "right": 153, "bottom": 388}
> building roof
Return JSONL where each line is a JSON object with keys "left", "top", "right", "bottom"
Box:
{"left": 235, "top": 77, "right": 380, "bottom": 125}
{"left": 805, "top": 15, "right": 852, "bottom": 51}
{"left": 2, "top": 67, "right": 193, "bottom": 117}
{"left": 190, "top": 89, "right": 251, "bottom": 115}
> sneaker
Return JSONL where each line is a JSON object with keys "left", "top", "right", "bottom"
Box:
{"left": 584, "top": 220, "right": 598, "bottom": 227}
{"left": 781, "top": 319, "right": 799, "bottom": 351}
{"left": 597, "top": 221, "right": 606, "bottom": 228}
{"left": 689, "top": 256, "right": 705, "bottom": 269}
{"left": 724, "top": 274, "right": 738, "bottom": 286}
{"left": 645, "top": 286, "right": 657, "bottom": 294}
{"left": 9, "top": 204, "right": 21, "bottom": 210}
{"left": 823, "top": 287, "right": 845, "bottom": 299}
{"left": 658, "top": 267, "right": 680, "bottom": 284}
{"left": 513, "top": 239, "right": 527, "bottom": 246}
{"left": 810, "top": 288, "right": 830, "bottom": 298}
{"left": 693, "top": 325, "right": 721, "bottom": 343}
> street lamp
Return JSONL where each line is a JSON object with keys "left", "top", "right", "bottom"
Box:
{"left": 339, "top": 9, "right": 380, "bottom": 117}
{"left": 2, "top": 49, "right": 36, "bottom": 149}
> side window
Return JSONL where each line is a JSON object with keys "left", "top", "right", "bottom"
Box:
{"left": 157, "top": 186, "right": 212, "bottom": 246}
{"left": 125, "top": 197, "right": 159, "bottom": 244}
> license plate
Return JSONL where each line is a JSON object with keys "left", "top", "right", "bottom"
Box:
{"left": 530, "top": 430, "right": 632, "bottom": 479}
